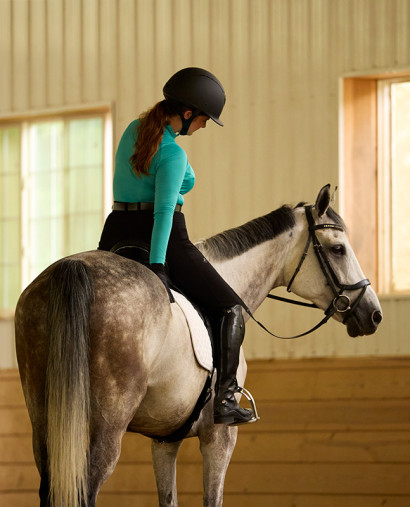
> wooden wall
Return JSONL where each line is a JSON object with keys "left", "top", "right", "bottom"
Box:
{"left": 2, "top": 357, "right": 410, "bottom": 506}
{"left": 2, "top": 0, "right": 410, "bottom": 363}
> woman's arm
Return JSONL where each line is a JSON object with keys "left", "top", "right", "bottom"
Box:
{"left": 150, "top": 148, "right": 188, "bottom": 264}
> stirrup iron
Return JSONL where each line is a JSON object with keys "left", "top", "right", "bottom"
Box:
{"left": 232, "top": 386, "right": 260, "bottom": 425}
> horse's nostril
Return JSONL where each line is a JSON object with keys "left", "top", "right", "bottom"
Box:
{"left": 372, "top": 310, "right": 383, "bottom": 325}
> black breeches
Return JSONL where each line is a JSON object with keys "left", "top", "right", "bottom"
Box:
{"left": 98, "top": 210, "right": 242, "bottom": 312}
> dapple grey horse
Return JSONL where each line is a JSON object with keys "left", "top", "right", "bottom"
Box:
{"left": 15, "top": 185, "right": 382, "bottom": 506}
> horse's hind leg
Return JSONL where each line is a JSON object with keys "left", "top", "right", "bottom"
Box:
{"left": 151, "top": 439, "right": 183, "bottom": 506}
{"left": 32, "top": 423, "right": 119, "bottom": 507}
{"left": 32, "top": 429, "right": 50, "bottom": 506}
{"left": 87, "top": 424, "right": 129, "bottom": 506}
{"left": 199, "top": 423, "right": 238, "bottom": 507}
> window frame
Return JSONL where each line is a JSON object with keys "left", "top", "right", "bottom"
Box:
{"left": 339, "top": 70, "right": 410, "bottom": 297}
{"left": 0, "top": 104, "right": 113, "bottom": 318}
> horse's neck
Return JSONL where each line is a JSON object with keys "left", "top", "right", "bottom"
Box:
{"left": 205, "top": 234, "right": 293, "bottom": 314}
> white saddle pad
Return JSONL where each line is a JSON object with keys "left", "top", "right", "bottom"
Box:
{"left": 171, "top": 291, "right": 213, "bottom": 373}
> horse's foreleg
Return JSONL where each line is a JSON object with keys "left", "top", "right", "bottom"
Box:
{"left": 199, "top": 423, "right": 238, "bottom": 507}
{"left": 151, "top": 438, "right": 183, "bottom": 506}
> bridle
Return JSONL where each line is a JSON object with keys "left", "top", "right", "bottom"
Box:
{"left": 285, "top": 205, "right": 370, "bottom": 319}
{"left": 245, "top": 205, "right": 371, "bottom": 339}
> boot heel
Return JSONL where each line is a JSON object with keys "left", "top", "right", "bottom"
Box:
{"left": 236, "top": 386, "right": 260, "bottom": 422}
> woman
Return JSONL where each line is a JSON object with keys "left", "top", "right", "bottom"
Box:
{"left": 99, "top": 67, "right": 256, "bottom": 426}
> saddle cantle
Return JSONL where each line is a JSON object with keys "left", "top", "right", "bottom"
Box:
{"left": 110, "top": 240, "right": 152, "bottom": 265}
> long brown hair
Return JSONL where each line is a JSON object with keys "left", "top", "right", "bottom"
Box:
{"left": 130, "top": 100, "right": 183, "bottom": 176}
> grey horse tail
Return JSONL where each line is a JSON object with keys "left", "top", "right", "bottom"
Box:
{"left": 45, "top": 258, "right": 94, "bottom": 507}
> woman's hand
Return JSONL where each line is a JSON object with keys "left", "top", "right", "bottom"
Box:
{"left": 149, "top": 264, "right": 175, "bottom": 303}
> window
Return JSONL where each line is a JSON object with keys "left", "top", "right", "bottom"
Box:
{"left": 0, "top": 109, "right": 112, "bottom": 313}
{"left": 378, "top": 80, "right": 410, "bottom": 293}
{"left": 0, "top": 126, "right": 21, "bottom": 311}
{"left": 341, "top": 74, "right": 410, "bottom": 295}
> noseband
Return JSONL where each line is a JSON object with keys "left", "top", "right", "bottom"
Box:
{"left": 246, "top": 205, "right": 370, "bottom": 339}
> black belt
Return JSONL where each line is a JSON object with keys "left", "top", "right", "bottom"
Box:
{"left": 113, "top": 202, "right": 182, "bottom": 212}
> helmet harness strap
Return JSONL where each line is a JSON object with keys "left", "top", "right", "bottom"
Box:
{"left": 178, "top": 109, "right": 200, "bottom": 136}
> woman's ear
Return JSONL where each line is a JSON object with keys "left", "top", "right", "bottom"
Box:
{"left": 183, "top": 110, "right": 193, "bottom": 120}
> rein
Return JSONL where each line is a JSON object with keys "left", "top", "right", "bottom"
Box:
{"left": 244, "top": 205, "right": 370, "bottom": 340}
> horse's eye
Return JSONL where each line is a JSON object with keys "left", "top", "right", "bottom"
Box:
{"left": 331, "top": 244, "right": 346, "bottom": 256}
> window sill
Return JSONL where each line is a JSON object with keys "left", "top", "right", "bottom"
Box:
{"left": 0, "top": 309, "right": 15, "bottom": 320}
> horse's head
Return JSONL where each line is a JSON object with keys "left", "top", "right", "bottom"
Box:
{"left": 284, "top": 184, "right": 382, "bottom": 337}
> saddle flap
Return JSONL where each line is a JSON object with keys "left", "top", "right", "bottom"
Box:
{"left": 171, "top": 291, "right": 214, "bottom": 373}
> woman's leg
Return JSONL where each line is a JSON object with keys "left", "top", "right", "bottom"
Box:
{"left": 98, "top": 211, "right": 154, "bottom": 252}
{"left": 166, "top": 213, "right": 257, "bottom": 425}
{"left": 166, "top": 213, "right": 241, "bottom": 309}
{"left": 212, "top": 305, "right": 258, "bottom": 424}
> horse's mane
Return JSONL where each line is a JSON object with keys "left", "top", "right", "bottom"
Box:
{"left": 198, "top": 204, "right": 346, "bottom": 261}
{"left": 198, "top": 205, "right": 296, "bottom": 261}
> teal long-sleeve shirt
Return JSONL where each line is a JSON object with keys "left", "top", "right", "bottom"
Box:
{"left": 113, "top": 120, "right": 195, "bottom": 264}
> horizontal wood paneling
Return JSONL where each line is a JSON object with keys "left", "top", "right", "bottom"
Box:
{"left": 2, "top": 357, "right": 410, "bottom": 505}
{"left": 2, "top": 430, "right": 410, "bottom": 466}
{"left": 1, "top": 493, "right": 410, "bottom": 507}
{"left": 0, "top": 408, "right": 31, "bottom": 435}
{"left": 2, "top": 493, "right": 410, "bottom": 507}
{"left": 97, "top": 494, "right": 410, "bottom": 507}
{"left": 98, "top": 462, "right": 410, "bottom": 495}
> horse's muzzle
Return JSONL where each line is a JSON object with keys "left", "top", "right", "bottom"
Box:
{"left": 346, "top": 307, "right": 383, "bottom": 337}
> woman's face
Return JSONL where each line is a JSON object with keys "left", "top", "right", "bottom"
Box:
{"left": 185, "top": 112, "right": 210, "bottom": 135}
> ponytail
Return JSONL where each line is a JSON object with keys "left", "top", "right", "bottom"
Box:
{"left": 130, "top": 100, "right": 182, "bottom": 176}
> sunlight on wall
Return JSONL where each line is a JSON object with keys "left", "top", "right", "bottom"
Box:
{"left": 391, "top": 82, "right": 410, "bottom": 292}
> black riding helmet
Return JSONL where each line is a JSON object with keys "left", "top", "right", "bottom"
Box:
{"left": 163, "top": 67, "right": 226, "bottom": 135}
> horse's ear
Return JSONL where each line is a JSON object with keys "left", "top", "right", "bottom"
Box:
{"left": 315, "top": 184, "right": 331, "bottom": 217}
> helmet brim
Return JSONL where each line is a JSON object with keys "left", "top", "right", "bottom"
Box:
{"left": 210, "top": 116, "right": 224, "bottom": 127}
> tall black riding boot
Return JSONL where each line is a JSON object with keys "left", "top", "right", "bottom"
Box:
{"left": 213, "top": 305, "right": 258, "bottom": 425}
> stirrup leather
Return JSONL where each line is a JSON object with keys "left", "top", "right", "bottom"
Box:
{"left": 233, "top": 385, "right": 260, "bottom": 425}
